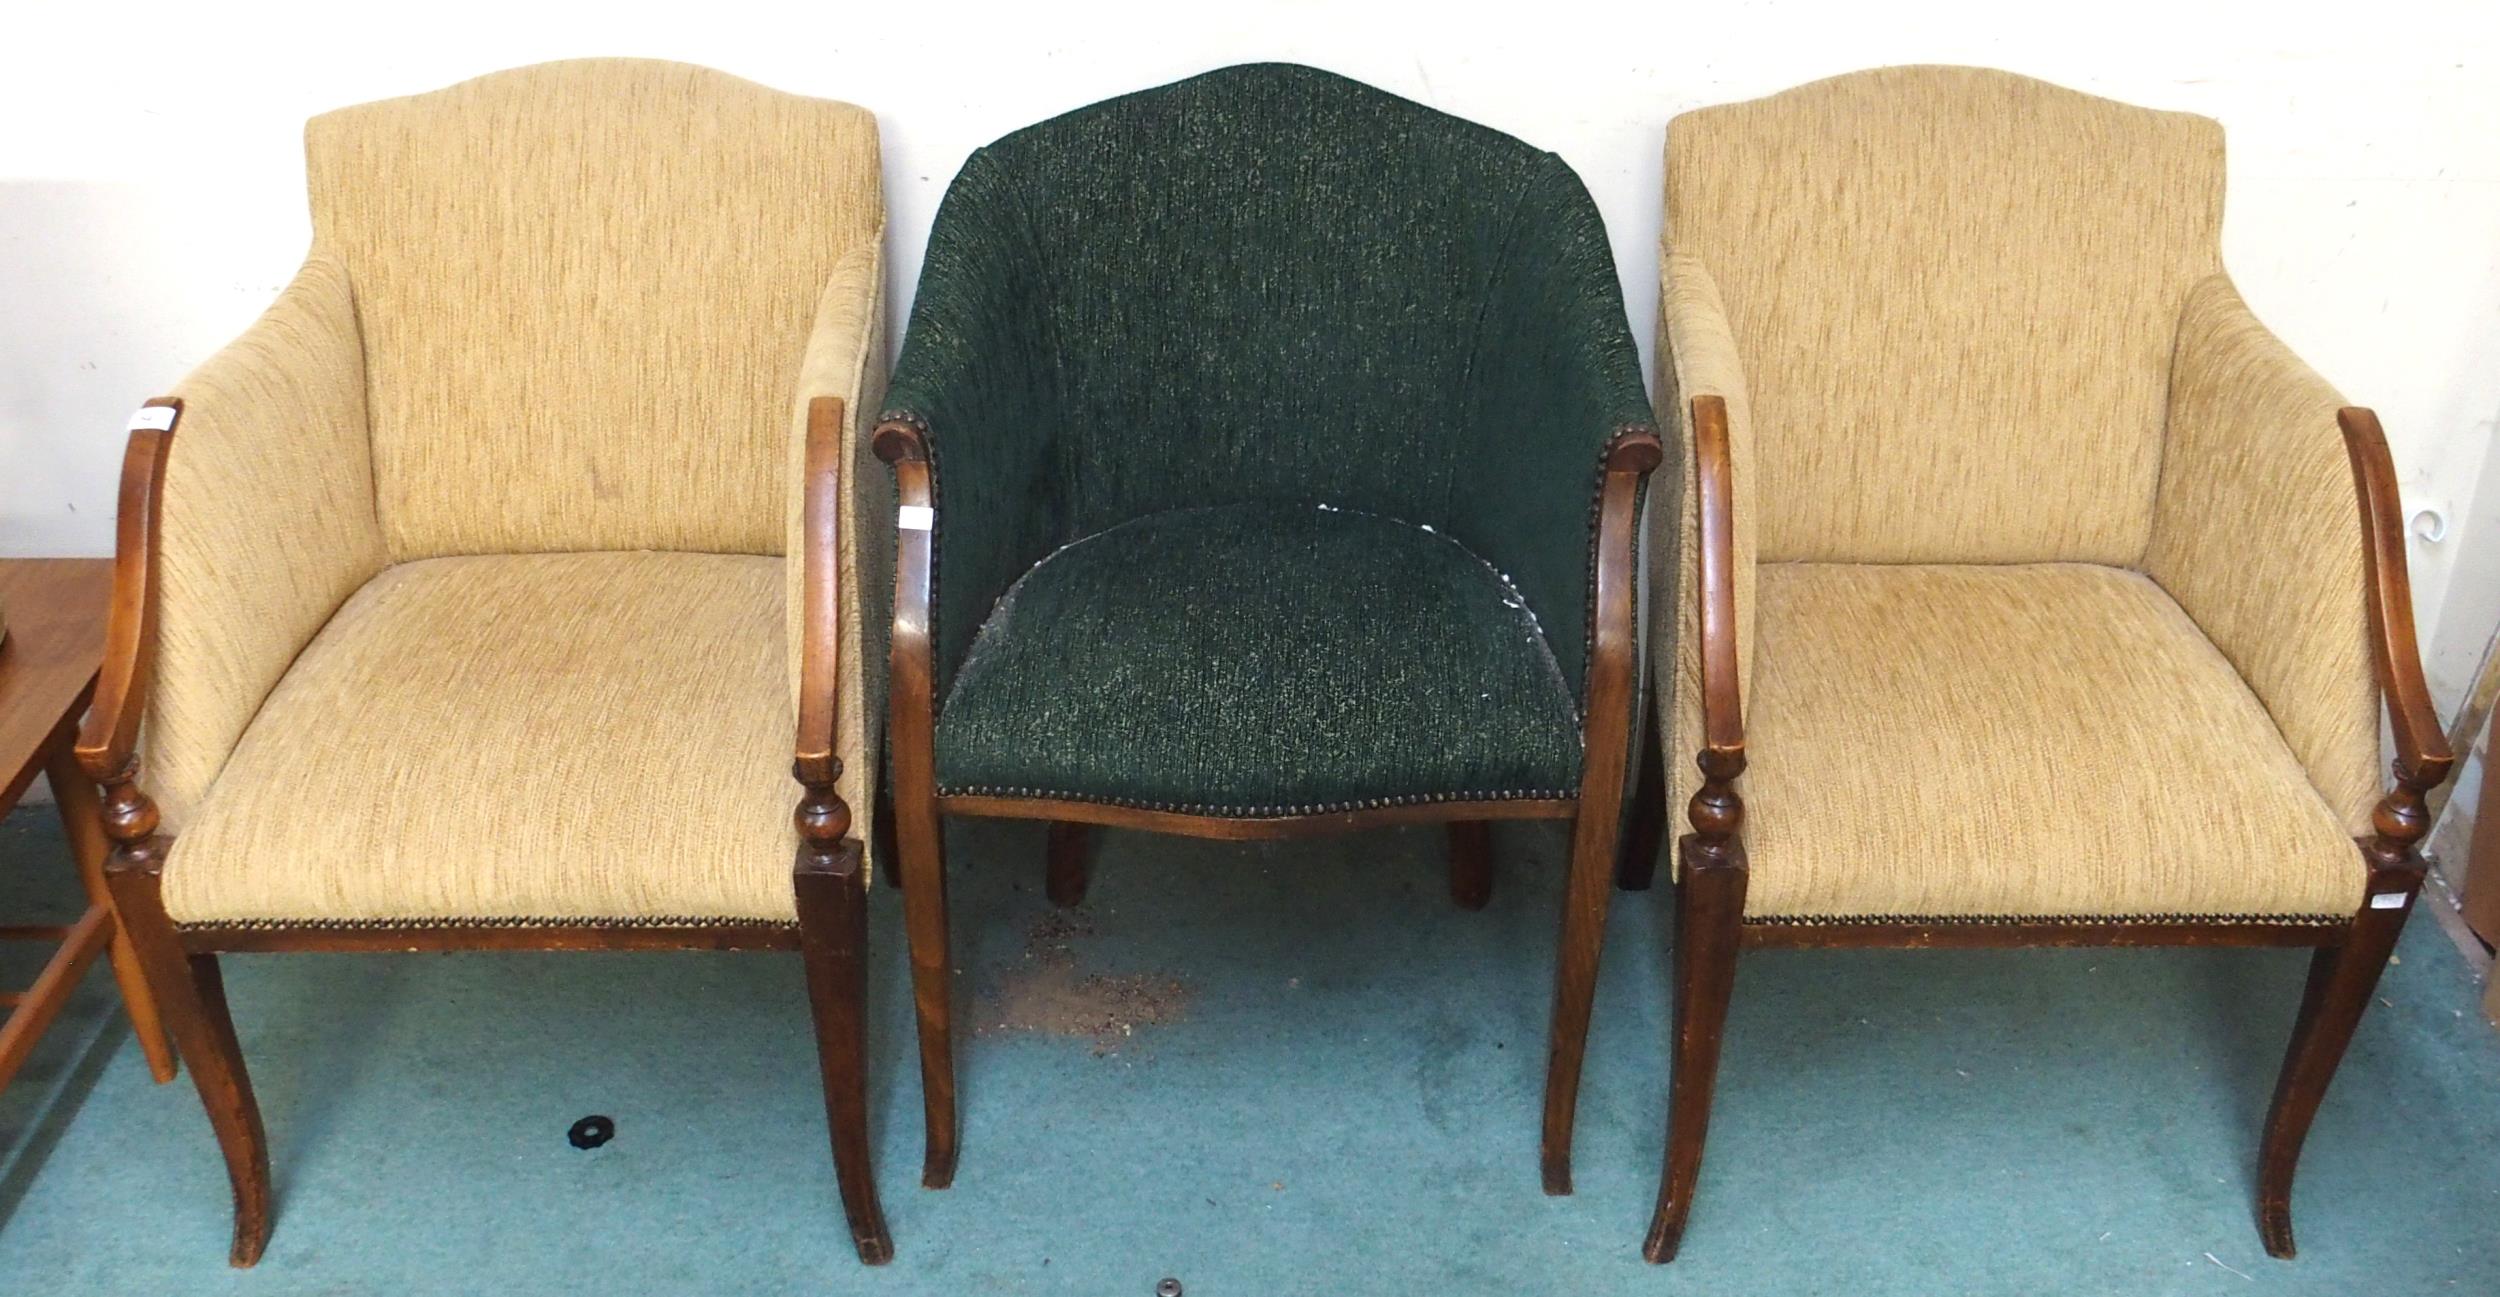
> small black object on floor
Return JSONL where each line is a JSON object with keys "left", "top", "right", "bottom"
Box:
{"left": 567, "top": 1115, "right": 615, "bottom": 1150}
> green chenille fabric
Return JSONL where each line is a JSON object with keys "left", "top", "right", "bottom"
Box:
{"left": 936, "top": 503, "right": 1584, "bottom": 813}
{"left": 883, "top": 63, "right": 1650, "bottom": 813}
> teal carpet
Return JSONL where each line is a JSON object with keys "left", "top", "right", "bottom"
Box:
{"left": 1, "top": 805, "right": 2494, "bottom": 1294}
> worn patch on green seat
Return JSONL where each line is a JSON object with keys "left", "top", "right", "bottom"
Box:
{"left": 935, "top": 503, "right": 1582, "bottom": 814}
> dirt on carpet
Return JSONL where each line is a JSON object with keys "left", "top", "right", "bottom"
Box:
{"left": 973, "top": 910, "right": 1191, "bottom": 1056}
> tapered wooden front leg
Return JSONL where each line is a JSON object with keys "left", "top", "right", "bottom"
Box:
{"left": 1539, "top": 797, "right": 1622, "bottom": 1194}
{"left": 895, "top": 797, "right": 956, "bottom": 1188}
{"left": 792, "top": 763, "right": 893, "bottom": 1264}
{"left": 1447, "top": 821, "right": 1493, "bottom": 911}
{"left": 96, "top": 787, "right": 270, "bottom": 1267}
{"left": 2255, "top": 856, "right": 2421, "bottom": 1258}
{"left": 1045, "top": 822, "right": 1091, "bottom": 908}
{"left": 1644, "top": 833, "right": 1746, "bottom": 1263}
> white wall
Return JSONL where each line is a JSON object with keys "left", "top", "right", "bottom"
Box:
{"left": 5, "top": 0, "right": 2497, "bottom": 708}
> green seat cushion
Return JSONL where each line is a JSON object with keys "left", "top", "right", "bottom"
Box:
{"left": 934, "top": 502, "right": 1583, "bottom": 816}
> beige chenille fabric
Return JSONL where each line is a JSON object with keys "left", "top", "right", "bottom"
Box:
{"left": 2146, "top": 275, "right": 2379, "bottom": 835}
{"left": 307, "top": 59, "right": 883, "bottom": 560}
{"left": 141, "top": 60, "right": 889, "bottom": 917}
{"left": 164, "top": 554, "right": 798, "bottom": 925}
{"left": 1666, "top": 65, "right": 2223, "bottom": 566}
{"left": 1730, "top": 564, "right": 2361, "bottom": 921}
{"left": 148, "top": 256, "right": 388, "bottom": 834}
{"left": 1653, "top": 67, "right": 2383, "bottom": 920}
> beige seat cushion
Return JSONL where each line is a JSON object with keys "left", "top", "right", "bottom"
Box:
{"left": 163, "top": 552, "right": 797, "bottom": 927}
{"left": 1728, "top": 563, "right": 2362, "bottom": 922}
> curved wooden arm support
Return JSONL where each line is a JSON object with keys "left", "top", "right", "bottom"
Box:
{"left": 1685, "top": 395, "right": 1746, "bottom": 868}
{"left": 2338, "top": 407, "right": 2454, "bottom": 875}
{"left": 871, "top": 418, "right": 936, "bottom": 747}
{"left": 793, "top": 396, "right": 858, "bottom": 875}
{"left": 75, "top": 398, "right": 182, "bottom": 875}
{"left": 1580, "top": 425, "right": 1666, "bottom": 798}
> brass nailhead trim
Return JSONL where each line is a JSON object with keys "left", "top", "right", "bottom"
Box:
{"left": 176, "top": 916, "right": 799, "bottom": 933}
{"left": 1751, "top": 912, "right": 2346, "bottom": 928}
{"left": 938, "top": 785, "right": 1574, "bottom": 818}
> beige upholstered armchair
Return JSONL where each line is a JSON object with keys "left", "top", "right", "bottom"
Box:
{"left": 1618, "top": 66, "right": 2454, "bottom": 1261}
{"left": 73, "top": 61, "right": 899, "bottom": 1265}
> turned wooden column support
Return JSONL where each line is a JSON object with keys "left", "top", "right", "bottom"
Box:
{"left": 1685, "top": 748, "right": 1746, "bottom": 870}
{"left": 90, "top": 757, "right": 171, "bottom": 874}
{"left": 2359, "top": 754, "right": 2443, "bottom": 876}
{"left": 793, "top": 756, "right": 854, "bottom": 867}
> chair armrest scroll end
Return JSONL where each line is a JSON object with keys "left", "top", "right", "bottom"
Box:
{"left": 78, "top": 397, "right": 183, "bottom": 783}
{"left": 872, "top": 416, "right": 930, "bottom": 466}
{"left": 1604, "top": 425, "right": 1665, "bottom": 477}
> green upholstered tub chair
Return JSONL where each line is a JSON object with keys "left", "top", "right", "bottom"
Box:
{"left": 1618, "top": 65, "right": 2454, "bottom": 1261}
{"left": 74, "top": 61, "right": 898, "bottom": 1265}
{"left": 873, "top": 63, "right": 1662, "bottom": 1195}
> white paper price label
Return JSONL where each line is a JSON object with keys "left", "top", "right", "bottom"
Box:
{"left": 127, "top": 405, "right": 177, "bottom": 433}
{"left": 898, "top": 505, "right": 934, "bottom": 532}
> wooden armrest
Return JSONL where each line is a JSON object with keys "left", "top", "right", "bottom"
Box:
{"left": 74, "top": 399, "right": 180, "bottom": 781}
{"left": 794, "top": 395, "right": 847, "bottom": 791}
{"left": 1685, "top": 394, "right": 1746, "bottom": 864}
{"left": 790, "top": 395, "right": 862, "bottom": 877}
{"left": 1578, "top": 424, "right": 1666, "bottom": 820}
{"left": 2340, "top": 408, "right": 2452, "bottom": 782}
{"left": 1691, "top": 395, "right": 1744, "bottom": 759}
{"left": 2339, "top": 407, "right": 2455, "bottom": 870}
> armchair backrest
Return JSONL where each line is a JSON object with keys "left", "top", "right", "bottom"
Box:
{"left": 958, "top": 61, "right": 1590, "bottom": 535}
{"left": 307, "top": 59, "right": 882, "bottom": 559}
{"left": 1666, "top": 65, "right": 2224, "bottom": 565}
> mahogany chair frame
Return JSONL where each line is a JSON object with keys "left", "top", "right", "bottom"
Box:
{"left": 1618, "top": 396, "right": 2455, "bottom": 1262}
{"left": 77, "top": 395, "right": 893, "bottom": 1267}
{"left": 872, "top": 417, "right": 1663, "bottom": 1194}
